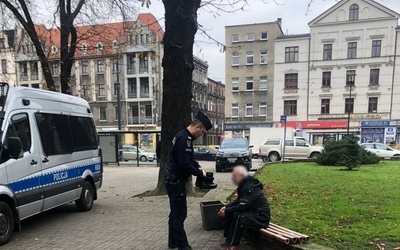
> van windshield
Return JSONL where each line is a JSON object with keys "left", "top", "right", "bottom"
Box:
{"left": 221, "top": 139, "right": 246, "bottom": 149}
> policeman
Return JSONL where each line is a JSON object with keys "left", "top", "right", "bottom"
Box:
{"left": 165, "top": 111, "right": 212, "bottom": 250}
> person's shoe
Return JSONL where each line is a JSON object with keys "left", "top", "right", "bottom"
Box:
{"left": 220, "top": 242, "right": 231, "bottom": 248}
{"left": 227, "top": 246, "right": 240, "bottom": 250}
{"left": 168, "top": 244, "right": 177, "bottom": 249}
{"left": 178, "top": 246, "right": 192, "bottom": 250}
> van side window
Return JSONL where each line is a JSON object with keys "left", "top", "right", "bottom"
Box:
{"left": 5, "top": 113, "right": 31, "bottom": 152}
{"left": 69, "top": 116, "right": 98, "bottom": 151}
{"left": 35, "top": 113, "right": 73, "bottom": 155}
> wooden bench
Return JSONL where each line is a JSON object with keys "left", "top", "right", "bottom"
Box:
{"left": 259, "top": 223, "right": 310, "bottom": 245}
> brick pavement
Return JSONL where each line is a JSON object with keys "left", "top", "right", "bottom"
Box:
{"left": 3, "top": 161, "right": 263, "bottom": 250}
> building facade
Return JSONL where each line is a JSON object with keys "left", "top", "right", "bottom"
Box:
{"left": 0, "top": 30, "right": 16, "bottom": 85}
{"left": 206, "top": 78, "right": 225, "bottom": 145}
{"left": 273, "top": 0, "right": 400, "bottom": 145}
{"left": 224, "top": 19, "right": 283, "bottom": 137}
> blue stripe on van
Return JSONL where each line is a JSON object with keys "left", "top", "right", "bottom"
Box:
{"left": 8, "top": 163, "right": 101, "bottom": 194}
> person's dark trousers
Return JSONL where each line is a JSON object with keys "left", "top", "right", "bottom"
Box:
{"left": 166, "top": 183, "right": 189, "bottom": 248}
{"left": 224, "top": 212, "right": 244, "bottom": 246}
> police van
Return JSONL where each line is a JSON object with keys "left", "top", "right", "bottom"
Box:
{"left": 0, "top": 83, "right": 103, "bottom": 245}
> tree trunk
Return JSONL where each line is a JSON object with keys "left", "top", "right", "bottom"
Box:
{"left": 153, "top": 0, "right": 201, "bottom": 195}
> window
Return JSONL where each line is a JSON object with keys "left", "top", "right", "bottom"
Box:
{"left": 260, "top": 51, "right": 268, "bottom": 64}
{"left": 82, "top": 43, "right": 88, "bottom": 53}
{"left": 321, "top": 99, "right": 330, "bottom": 114}
{"left": 52, "top": 62, "right": 59, "bottom": 76}
{"left": 246, "top": 77, "right": 253, "bottom": 91}
{"left": 323, "top": 44, "right": 332, "bottom": 60}
{"left": 285, "top": 46, "right": 299, "bottom": 63}
{"left": 83, "top": 85, "right": 89, "bottom": 97}
{"left": 346, "top": 70, "right": 356, "bottom": 86}
{"left": 232, "top": 78, "right": 239, "bottom": 91}
{"left": 296, "top": 140, "right": 308, "bottom": 147}
{"left": 99, "top": 107, "right": 107, "bottom": 121}
{"left": 35, "top": 113, "right": 73, "bottom": 156}
{"left": 345, "top": 98, "right": 354, "bottom": 113}
{"left": 98, "top": 84, "right": 105, "bottom": 97}
{"left": 97, "top": 60, "right": 104, "bottom": 73}
{"left": 349, "top": 4, "right": 359, "bottom": 21}
{"left": 372, "top": 40, "right": 381, "bottom": 57}
{"left": 114, "top": 82, "right": 118, "bottom": 96}
{"left": 5, "top": 113, "right": 31, "bottom": 152}
{"left": 285, "top": 140, "right": 294, "bottom": 146}
{"left": 97, "top": 42, "right": 103, "bottom": 51}
{"left": 247, "top": 33, "right": 254, "bottom": 41}
{"left": 232, "top": 34, "right": 239, "bottom": 43}
{"left": 69, "top": 116, "right": 98, "bottom": 151}
{"left": 284, "top": 73, "right": 298, "bottom": 89}
{"left": 246, "top": 51, "right": 254, "bottom": 65}
{"left": 259, "top": 102, "right": 267, "bottom": 116}
{"left": 112, "top": 59, "right": 119, "bottom": 72}
{"left": 347, "top": 42, "right": 357, "bottom": 59}
{"left": 231, "top": 104, "right": 239, "bottom": 117}
{"left": 81, "top": 61, "right": 88, "bottom": 74}
{"left": 232, "top": 52, "right": 239, "bottom": 66}
{"left": 114, "top": 106, "right": 119, "bottom": 121}
{"left": 368, "top": 97, "right": 378, "bottom": 113}
{"left": 284, "top": 100, "right": 297, "bottom": 115}
{"left": 370, "top": 69, "right": 380, "bottom": 86}
{"left": 1, "top": 59, "right": 7, "bottom": 74}
{"left": 259, "top": 76, "right": 268, "bottom": 90}
{"left": 322, "top": 72, "right": 331, "bottom": 87}
{"left": 0, "top": 38, "right": 5, "bottom": 49}
{"left": 260, "top": 32, "right": 268, "bottom": 40}
{"left": 112, "top": 40, "right": 118, "bottom": 49}
{"left": 245, "top": 104, "right": 253, "bottom": 117}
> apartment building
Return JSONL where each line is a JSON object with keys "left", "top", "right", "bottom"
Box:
{"left": 14, "top": 14, "right": 163, "bottom": 146}
{"left": 273, "top": 0, "right": 400, "bottom": 145}
{"left": 207, "top": 78, "right": 225, "bottom": 145}
{"left": 0, "top": 30, "right": 16, "bottom": 85}
{"left": 225, "top": 19, "right": 283, "bottom": 137}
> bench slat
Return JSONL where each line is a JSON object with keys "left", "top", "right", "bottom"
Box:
{"left": 259, "top": 223, "right": 310, "bottom": 245}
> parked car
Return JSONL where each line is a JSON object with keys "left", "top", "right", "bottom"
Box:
{"left": 259, "top": 138, "right": 323, "bottom": 162}
{"left": 361, "top": 143, "right": 400, "bottom": 159}
{"left": 193, "top": 146, "right": 217, "bottom": 161}
{"left": 120, "top": 145, "right": 156, "bottom": 162}
{"left": 215, "top": 138, "right": 253, "bottom": 172}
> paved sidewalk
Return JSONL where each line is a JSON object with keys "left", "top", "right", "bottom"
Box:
{"left": 3, "top": 162, "right": 256, "bottom": 250}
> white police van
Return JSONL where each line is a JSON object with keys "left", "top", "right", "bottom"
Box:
{"left": 0, "top": 83, "right": 103, "bottom": 245}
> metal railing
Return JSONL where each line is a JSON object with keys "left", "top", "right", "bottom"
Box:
{"left": 127, "top": 116, "right": 154, "bottom": 125}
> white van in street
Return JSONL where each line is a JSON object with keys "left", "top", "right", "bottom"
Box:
{"left": 0, "top": 84, "right": 103, "bottom": 245}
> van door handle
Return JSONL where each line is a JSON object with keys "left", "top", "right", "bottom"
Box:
{"left": 30, "top": 160, "right": 38, "bottom": 165}
{"left": 42, "top": 158, "right": 49, "bottom": 163}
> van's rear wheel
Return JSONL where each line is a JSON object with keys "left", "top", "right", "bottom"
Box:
{"left": 76, "top": 181, "right": 94, "bottom": 212}
{"left": 0, "top": 202, "right": 14, "bottom": 246}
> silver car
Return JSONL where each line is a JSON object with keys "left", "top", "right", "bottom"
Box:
{"left": 361, "top": 143, "right": 400, "bottom": 159}
{"left": 120, "top": 145, "right": 156, "bottom": 162}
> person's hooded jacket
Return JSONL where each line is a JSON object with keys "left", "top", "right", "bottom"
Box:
{"left": 225, "top": 175, "right": 270, "bottom": 228}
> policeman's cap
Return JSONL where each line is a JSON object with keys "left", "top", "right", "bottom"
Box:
{"left": 195, "top": 111, "right": 212, "bottom": 131}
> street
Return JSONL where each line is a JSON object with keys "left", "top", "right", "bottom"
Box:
{"left": 3, "top": 160, "right": 263, "bottom": 250}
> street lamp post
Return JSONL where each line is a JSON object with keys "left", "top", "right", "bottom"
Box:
{"left": 346, "top": 74, "right": 356, "bottom": 136}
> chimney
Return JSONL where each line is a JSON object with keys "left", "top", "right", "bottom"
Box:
{"left": 277, "top": 18, "right": 282, "bottom": 27}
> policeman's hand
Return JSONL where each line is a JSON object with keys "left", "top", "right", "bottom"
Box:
{"left": 202, "top": 169, "right": 206, "bottom": 177}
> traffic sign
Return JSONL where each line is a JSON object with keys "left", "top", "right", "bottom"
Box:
{"left": 280, "top": 115, "right": 287, "bottom": 123}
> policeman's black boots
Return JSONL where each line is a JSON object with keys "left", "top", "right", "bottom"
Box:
{"left": 195, "top": 172, "right": 218, "bottom": 190}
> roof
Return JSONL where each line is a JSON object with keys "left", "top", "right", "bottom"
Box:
{"left": 34, "top": 13, "right": 163, "bottom": 59}
{"left": 308, "top": 0, "right": 400, "bottom": 26}
{"left": 276, "top": 33, "right": 310, "bottom": 40}
{"left": 225, "top": 20, "right": 280, "bottom": 28}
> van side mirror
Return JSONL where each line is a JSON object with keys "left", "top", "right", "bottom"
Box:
{"left": 249, "top": 145, "right": 254, "bottom": 148}
{"left": 215, "top": 146, "right": 219, "bottom": 150}
{"left": 8, "top": 137, "right": 23, "bottom": 159}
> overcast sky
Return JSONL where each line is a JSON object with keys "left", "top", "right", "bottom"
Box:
{"left": 137, "top": 0, "right": 400, "bottom": 84}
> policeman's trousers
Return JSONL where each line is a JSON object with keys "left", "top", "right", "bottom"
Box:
{"left": 165, "top": 183, "right": 189, "bottom": 248}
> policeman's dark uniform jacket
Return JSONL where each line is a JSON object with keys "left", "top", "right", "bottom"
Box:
{"left": 224, "top": 175, "right": 270, "bottom": 246}
{"left": 165, "top": 111, "right": 212, "bottom": 250}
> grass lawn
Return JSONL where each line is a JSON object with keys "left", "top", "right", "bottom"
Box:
{"left": 256, "top": 161, "right": 400, "bottom": 250}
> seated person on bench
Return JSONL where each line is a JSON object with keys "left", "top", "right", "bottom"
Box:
{"left": 218, "top": 166, "right": 270, "bottom": 250}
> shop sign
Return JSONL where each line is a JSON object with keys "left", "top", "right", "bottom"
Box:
{"left": 284, "top": 121, "right": 348, "bottom": 129}
{"left": 360, "top": 120, "right": 391, "bottom": 127}
{"left": 318, "top": 114, "right": 382, "bottom": 120}
{"left": 224, "top": 122, "right": 273, "bottom": 131}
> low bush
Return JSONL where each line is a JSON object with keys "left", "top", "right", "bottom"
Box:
{"left": 316, "top": 136, "right": 380, "bottom": 169}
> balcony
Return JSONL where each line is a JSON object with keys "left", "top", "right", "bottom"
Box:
{"left": 31, "top": 74, "right": 39, "bottom": 81}
{"left": 127, "top": 116, "right": 154, "bottom": 125}
{"left": 128, "top": 92, "right": 137, "bottom": 98}
{"left": 127, "top": 67, "right": 135, "bottom": 74}
{"left": 225, "top": 116, "right": 268, "bottom": 123}
{"left": 20, "top": 75, "right": 28, "bottom": 81}
{"left": 140, "top": 92, "right": 150, "bottom": 98}
{"left": 139, "top": 67, "right": 148, "bottom": 74}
